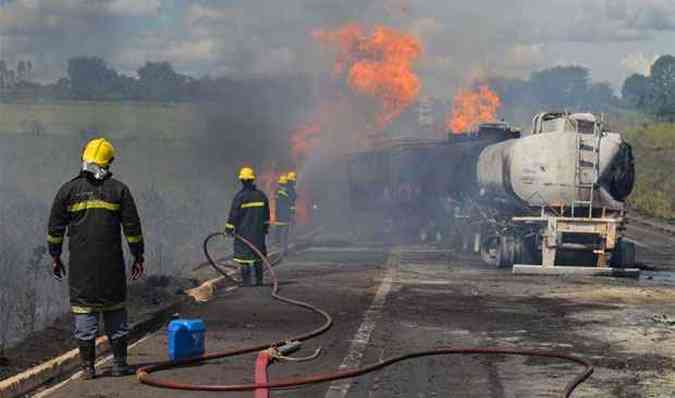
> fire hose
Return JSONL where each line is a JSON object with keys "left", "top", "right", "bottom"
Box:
{"left": 137, "top": 232, "right": 594, "bottom": 397}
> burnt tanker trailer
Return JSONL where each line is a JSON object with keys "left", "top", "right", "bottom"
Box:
{"left": 347, "top": 112, "right": 636, "bottom": 270}
{"left": 476, "top": 112, "right": 635, "bottom": 270}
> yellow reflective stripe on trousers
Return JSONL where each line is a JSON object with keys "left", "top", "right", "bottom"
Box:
{"left": 233, "top": 258, "right": 256, "bottom": 265}
{"left": 126, "top": 235, "right": 143, "bottom": 243}
{"left": 68, "top": 200, "right": 120, "bottom": 212}
{"left": 225, "top": 223, "right": 235, "bottom": 229}
{"left": 72, "top": 303, "right": 126, "bottom": 314}
{"left": 241, "top": 202, "right": 265, "bottom": 209}
{"left": 47, "top": 234, "right": 64, "bottom": 244}
{"left": 277, "top": 190, "right": 289, "bottom": 198}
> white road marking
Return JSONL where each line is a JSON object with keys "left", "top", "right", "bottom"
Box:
{"left": 324, "top": 250, "right": 399, "bottom": 398}
{"left": 33, "top": 333, "right": 154, "bottom": 397}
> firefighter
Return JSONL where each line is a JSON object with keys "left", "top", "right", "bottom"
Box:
{"left": 274, "top": 175, "right": 291, "bottom": 252}
{"left": 286, "top": 171, "right": 297, "bottom": 222}
{"left": 48, "top": 138, "right": 144, "bottom": 380}
{"left": 225, "top": 167, "right": 270, "bottom": 287}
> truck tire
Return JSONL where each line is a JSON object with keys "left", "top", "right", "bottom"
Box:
{"left": 496, "top": 236, "right": 517, "bottom": 268}
{"left": 611, "top": 239, "right": 636, "bottom": 268}
{"left": 480, "top": 236, "right": 499, "bottom": 266}
{"left": 517, "top": 236, "right": 539, "bottom": 265}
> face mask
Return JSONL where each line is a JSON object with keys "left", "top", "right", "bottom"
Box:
{"left": 82, "top": 161, "right": 110, "bottom": 180}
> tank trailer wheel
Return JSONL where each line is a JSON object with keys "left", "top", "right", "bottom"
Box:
{"left": 496, "top": 236, "right": 518, "bottom": 268}
{"left": 610, "top": 239, "right": 636, "bottom": 268}
{"left": 480, "top": 236, "right": 499, "bottom": 266}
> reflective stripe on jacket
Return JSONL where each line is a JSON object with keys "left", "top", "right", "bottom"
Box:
{"left": 47, "top": 172, "right": 144, "bottom": 310}
{"left": 275, "top": 188, "right": 292, "bottom": 223}
{"left": 225, "top": 185, "right": 270, "bottom": 262}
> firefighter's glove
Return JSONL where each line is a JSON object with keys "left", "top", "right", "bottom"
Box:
{"left": 131, "top": 258, "right": 144, "bottom": 281}
{"left": 52, "top": 257, "right": 66, "bottom": 281}
{"left": 225, "top": 227, "right": 235, "bottom": 238}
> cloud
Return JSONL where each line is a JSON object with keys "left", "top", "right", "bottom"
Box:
{"left": 0, "top": 0, "right": 674, "bottom": 92}
{"left": 107, "top": 0, "right": 161, "bottom": 17}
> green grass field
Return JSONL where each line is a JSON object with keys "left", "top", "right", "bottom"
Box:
{"left": 0, "top": 101, "right": 207, "bottom": 139}
{"left": 2, "top": 101, "right": 672, "bottom": 220}
{"left": 623, "top": 123, "right": 675, "bottom": 220}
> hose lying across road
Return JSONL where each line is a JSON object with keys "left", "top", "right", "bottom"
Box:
{"left": 137, "top": 232, "right": 594, "bottom": 397}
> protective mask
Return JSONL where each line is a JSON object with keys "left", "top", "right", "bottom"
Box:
{"left": 82, "top": 161, "right": 110, "bottom": 180}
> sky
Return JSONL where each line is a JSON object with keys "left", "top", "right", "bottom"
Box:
{"left": 0, "top": 0, "right": 674, "bottom": 96}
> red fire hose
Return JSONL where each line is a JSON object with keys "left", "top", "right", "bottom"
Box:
{"left": 137, "top": 232, "right": 594, "bottom": 397}
{"left": 254, "top": 351, "right": 271, "bottom": 398}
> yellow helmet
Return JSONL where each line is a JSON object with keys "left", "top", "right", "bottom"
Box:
{"left": 82, "top": 138, "right": 115, "bottom": 167}
{"left": 238, "top": 167, "right": 256, "bottom": 180}
{"left": 287, "top": 171, "right": 297, "bottom": 182}
{"left": 277, "top": 175, "right": 288, "bottom": 184}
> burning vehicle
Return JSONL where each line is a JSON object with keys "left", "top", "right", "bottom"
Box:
{"left": 347, "top": 112, "right": 636, "bottom": 270}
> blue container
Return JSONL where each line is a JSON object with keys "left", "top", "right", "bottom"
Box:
{"left": 167, "top": 319, "right": 205, "bottom": 361}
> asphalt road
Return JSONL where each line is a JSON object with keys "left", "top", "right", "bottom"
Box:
{"left": 41, "top": 225, "right": 675, "bottom": 397}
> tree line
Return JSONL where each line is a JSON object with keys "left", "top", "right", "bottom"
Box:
{"left": 622, "top": 55, "right": 675, "bottom": 121}
{"left": 0, "top": 56, "right": 312, "bottom": 102}
{"left": 0, "top": 60, "right": 33, "bottom": 91}
{"left": 3, "top": 55, "right": 675, "bottom": 121}
{"left": 485, "top": 66, "right": 619, "bottom": 117}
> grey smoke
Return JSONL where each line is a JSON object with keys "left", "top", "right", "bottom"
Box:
{"left": 1, "top": 0, "right": 674, "bottom": 91}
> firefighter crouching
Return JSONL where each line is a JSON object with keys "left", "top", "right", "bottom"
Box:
{"left": 225, "top": 167, "right": 270, "bottom": 287}
{"left": 48, "top": 138, "right": 144, "bottom": 380}
{"left": 274, "top": 175, "right": 291, "bottom": 252}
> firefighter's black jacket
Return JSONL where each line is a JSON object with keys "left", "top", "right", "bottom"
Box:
{"left": 275, "top": 186, "right": 292, "bottom": 225}
{"left": 286, "top": 182, "right": 297, "bottom": 215}
{"left": 47, "top": 172, "right": 144, "bottom": 311}
{"left": 225, "top": 184, "right": 270, "bottom": 264}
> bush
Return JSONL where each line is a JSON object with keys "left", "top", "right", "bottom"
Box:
{"left": 624, "top": 123, "right": 675, "bottom": 219}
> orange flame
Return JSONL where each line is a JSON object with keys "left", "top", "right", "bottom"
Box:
{"left": 290, "top": 123, "right": 321, "bottom": 164}
{"left": 288, "top": 122, "right": 322, "bottom": 227}
{"left": 257, "top": 169, "right": 278, "bottom": 222}
{"left": 447, "top": 85, "right": 501, "bottom": 134}
{"left": 295, "top": 187, "right": 312, "bottom": 226}
{"left": 314, "top": 24, "right": 422, "bottom": 129}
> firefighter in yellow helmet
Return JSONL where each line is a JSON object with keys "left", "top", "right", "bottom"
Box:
{"left": 48, "top": 138, "right": 144, "bottom": 380}
{"left": 286, "top": 171, "right": 298, "bottom": 222}
{"left": 225, "top": 167, "right": 270, "bottom": 286}
{"left": 274, "top": 175, "right": 291, "bottom": 252}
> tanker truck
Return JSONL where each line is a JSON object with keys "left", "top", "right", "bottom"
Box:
{"left": 476, "top": 112, "right": 636, "bottom": 271}
{"left": 345, "top": 112, "right": 636, "bottom": 272}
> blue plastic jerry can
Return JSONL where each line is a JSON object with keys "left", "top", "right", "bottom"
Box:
{"left": 167, "top": 319, "right": 206, "bottom": 361}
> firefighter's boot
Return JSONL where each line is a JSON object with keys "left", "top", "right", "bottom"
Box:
{"left": 254, "top": 262, "right": 264, "bottom": 286}
{"left": 78, "top": 339, "right": 96, "bottom": 380}
{"left": 111, "top": 336, "right": 130, "bottom": 376}
{"left": 240, "top": 265, "right": 252, "bottom": 287}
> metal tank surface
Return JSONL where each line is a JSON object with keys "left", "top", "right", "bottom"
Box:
{"left": 477, "top": 113, "right": 634, "bottom": 212}
{"left": 472, "top": 113, "right": 637, "bottom": 271}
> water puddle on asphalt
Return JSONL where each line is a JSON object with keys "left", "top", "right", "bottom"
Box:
{"left": 639, "top": 271, "right": 675, "bottom": 287}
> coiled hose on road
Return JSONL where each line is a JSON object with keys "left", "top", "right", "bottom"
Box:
{"left": 137, "top": 232, "right": 594, "bottom": 397}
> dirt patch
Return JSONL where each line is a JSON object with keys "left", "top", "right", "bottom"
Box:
{"left": 549, "top": 286, "right": 675, "bottom": 305}
{"left": 0, "top": 275, "right": 195, "bottom": 382}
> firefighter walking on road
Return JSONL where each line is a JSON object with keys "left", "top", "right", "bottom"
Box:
{"left": 274, "top": 175, "right": 291, "bottom": 252}
{"left": 48, "top": 138, "right": 144, "bottom": 380}
{"left": 225, "top": 167, "right": 270, "bottom": 287}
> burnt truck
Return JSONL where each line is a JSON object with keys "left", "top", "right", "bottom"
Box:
{"left": 347, "top": 112, "right": 636, "bottom": 270}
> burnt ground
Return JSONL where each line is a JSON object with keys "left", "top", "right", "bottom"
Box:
{"left": 0, "top": 275, "right": 196, "bottom": 381}
{"left": 23, "top": 223, "right": 675, "bottom": 397}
